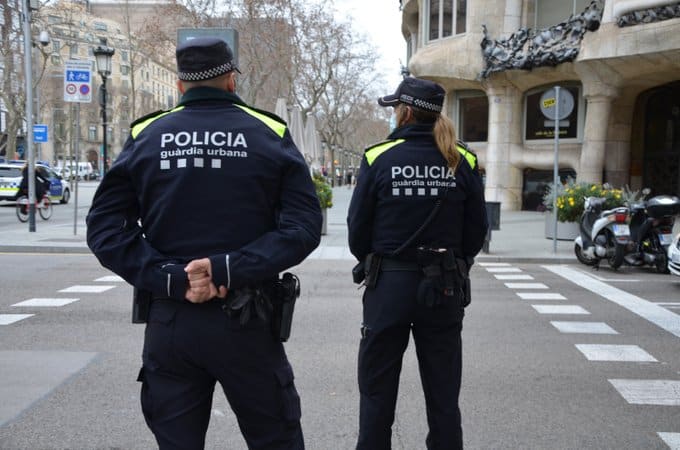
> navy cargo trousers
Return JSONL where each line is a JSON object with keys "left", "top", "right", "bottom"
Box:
{"left": 137, "top": 298, "right": 304, "bottom": 450}
{"left": 357, "top": 270, "right": 464, "bottom": 450}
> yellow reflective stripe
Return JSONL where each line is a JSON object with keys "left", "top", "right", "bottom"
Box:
{"left": 131, "top": 106, "right": 185, "bottom": 139}
{"left": 234, "top": 104, "right": 286, "bottom": 138}
{"left": 365, "top": 139, "right": 405, "bottom": 166}
{"left": 456, "top": 145, "right": 477, "bottom": 169}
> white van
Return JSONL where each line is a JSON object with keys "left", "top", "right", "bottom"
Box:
{"left": 57, "top": 161, "right": 95, "bottom": 180}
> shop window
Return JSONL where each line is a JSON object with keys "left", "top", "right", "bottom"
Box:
{"left": 457, "top": 91, "right": 488, "bottom": 142}
{"left": 525, "top": 85, "right": 581, "bottom": 141}
{"left": 426, "top": 0, "right": 466, "bottom": 42}
{"left": 535, "top": 0, "right": 589, "bottom": 29}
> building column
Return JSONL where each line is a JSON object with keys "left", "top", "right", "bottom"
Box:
{"left": 578, "top": 94, "right": 616, "bottom": 183}
{"left": 484, "top": 82, "right": 523, "bottom": 210}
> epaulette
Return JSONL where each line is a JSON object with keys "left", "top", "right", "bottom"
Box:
{"left": 456, "top": 139, "right": 477, "bottom": 154}
{"left": 246, "top": 106, "right": 287, "bottom": 127}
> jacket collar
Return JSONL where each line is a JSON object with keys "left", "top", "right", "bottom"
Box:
{"left": 388, "top": 123, "right": 435, "bottom": 140}
{"left": 178, "top": 87, "right": 246, "bottom": 107}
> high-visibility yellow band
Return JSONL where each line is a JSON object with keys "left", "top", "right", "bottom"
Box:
{"left": 235, "top": 105, "right": 287, "bottom": 138}
{"left": 365, "top": 139, "right": 405, "bottom": 166}
{"left": 131, "top": 106, "right": 185, "bottom": 139}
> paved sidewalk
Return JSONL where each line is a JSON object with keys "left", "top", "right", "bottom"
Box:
{"left": 0, "top": 185, "right": 593, "bottom": 263}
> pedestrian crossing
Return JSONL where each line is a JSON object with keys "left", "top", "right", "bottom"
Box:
{"left": 480, "top": 261, "right": 680, "bottom": 449}
{"left": 0, "top": 275, "right": 124, "bottom": 326}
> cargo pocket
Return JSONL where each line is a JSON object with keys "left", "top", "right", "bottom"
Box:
{"left": 274, "top": 363, "right": 301, "bottom": 424}
{"left": 142, "top": 302, "right": 177, "bottom": 371}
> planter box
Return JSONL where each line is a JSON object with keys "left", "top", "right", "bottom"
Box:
{"left": 544, "top": 213, "right": 579, "bottom": 240}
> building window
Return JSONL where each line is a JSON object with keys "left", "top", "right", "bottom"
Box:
{"left": 524, "top": 85, "right": 581, "bottom": 141}
{"left": 121, "top": 65, "right": 130, "bottom": 76}
{"left": 426, "top": 0, "right": 466, "bottom": 42}
{"left": 69, "top": 43, "right": 78, "bottom": 58}
{"left": 93, "top": 22, "right": 108, "bottom": 31}
{"left": 121, "top": 50, "right": 128, "bottom": 62}
{"left": 52, "top": 40, "right": 60, "bottom": 53}
{"left": 535, "top": 0, "right": 589, "bottom": 29}
{"left": 88, "top": 125, "right": 98, "bottom": 141}
{"left": 456, "top": 91, "right": 488, "bottom": 142}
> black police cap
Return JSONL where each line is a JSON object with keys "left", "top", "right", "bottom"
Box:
{"left": 378, "top": 77, "right": 445, "bottom": 113}
{"left": 176, "top": 37, "right": 240, "bottom": 82}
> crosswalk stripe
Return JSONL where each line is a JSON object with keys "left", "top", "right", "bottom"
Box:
{"left": 11, "top": 298, "right": 79, "bottom": 307}
{"left": 609, "top": 379, "right": 680, "bottom": 405}
{"left": 59, "top": 285, "right": 116, "bottom": 293}
{"left": 478, "top": 262, "right": 512, "bottom": 267}
{"left": 505, "top": 282, "right": 548, "bottom": 289}
{"left": 486, "top": 267, "right": 522, "bottom": 273}
{"left": 550, "top": 321, "right": 618, "bottom": 334}
{"left": 0, "top": 314, "right": 34, "bottom": 325}
{"left": 532, "top": 305, "right": 589, "bottom": 315}
{"left": 494, "top": 274, "right": 534, "bottom": 280}
{"left": 575, "top": 344, "right": 657, "bottom": 362}
{"left": 94, "top": 276, "right": 124, "bottom": 282}
{"left": 516, "top": 293, "right": 566, "bottom": 300}
{"left": 658, "top": 432, "right": 680, "bottom": 450}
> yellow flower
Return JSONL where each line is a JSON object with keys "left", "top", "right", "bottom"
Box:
{"left": 590, "top": 185, "right": 597, "bottom": 191}
{"left": 568, "top": 197, "right": 575, "bottom": 206}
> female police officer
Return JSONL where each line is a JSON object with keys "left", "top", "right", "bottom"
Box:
{"left": 347, "top": 77, "right": 488, "bottom": 450}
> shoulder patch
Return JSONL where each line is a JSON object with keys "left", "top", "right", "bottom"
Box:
{"left": 131, "top": 107, "right": 185, "bottom": 139}
{"left": 234, "top": 104, "right": 287, "bottom": 138}
{"left": 364, "top": 139, "right": 405, "bottom": 166}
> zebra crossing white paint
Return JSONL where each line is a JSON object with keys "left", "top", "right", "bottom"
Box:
{"left": 504, "top": 282, "right": 549, "bottom": 289}
{"left": 94, "top": 275, "right": 124, "bottom": 282}
{"left": 59, "top": 285, "right": 115, "bottom": 294}
{"left": 658, "top": 432, "right": 680, "bottom": 450}
{"left": 0, "top": 314, "right": 34, "bottom": 325}
{"left": 486, "top": 267, "right": 522, "bottom": 273}
{"left": 494, "top": 274, "right": 534, "bottom": 280}
{"left": 11, "top": 298, "right": 79, "bottom": 307}
{"left": 532, "top": 305, "right": 589, "bottom": 315}
{"left": 544, "top": 265, "right": 680, "bottom": 338}
{"left": 609, "top": 379, "right": 680, "bottom": 405}
{"left": 478, "top": 262, "right": 511, "bottom": 267}
{"left": 550, "top": 321, "right": 619, "bottom": 334}
{"left": 575, "top": 344, "right": 657, "bottom": 362}
{"left": 516, "top": 293, "right": 566, "bottom": 300}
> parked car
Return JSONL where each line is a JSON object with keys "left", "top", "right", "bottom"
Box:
{"left": 0, "top": 163, "right": 71, "bottom": 204}
{"left": 668, "top": 233, "right": 680, "bottom": 277}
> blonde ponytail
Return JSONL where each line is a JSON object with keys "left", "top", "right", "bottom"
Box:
{"left": 433, "top": 113, "right": 460, "bottom": 172}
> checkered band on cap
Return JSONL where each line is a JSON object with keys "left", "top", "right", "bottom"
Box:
{"left": 178, "top": 61, "right": 237, "bottom": 81}
{"left": 400, "top": 94, "right": 442, "bottom": 112}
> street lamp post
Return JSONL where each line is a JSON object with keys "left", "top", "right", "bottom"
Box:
{"left": 93, "top": 39, "right": 114, "bottom": 175}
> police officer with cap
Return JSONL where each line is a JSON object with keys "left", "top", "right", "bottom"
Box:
{"left": 87, "top": 37, "right": 321, "bottom": 449}
{"left": 348, "top": 77, "right": 488, "bottom": 449}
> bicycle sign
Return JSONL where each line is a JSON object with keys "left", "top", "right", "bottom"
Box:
{"left": 64, "top": 60, "right": 93, "bottom": 103}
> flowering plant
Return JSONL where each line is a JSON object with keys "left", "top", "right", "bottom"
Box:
{"left": 543, "top": 179, "right": 624, "bottom": 222}
{"left": 313, "top": 173, "right": 333, "bottom": 209}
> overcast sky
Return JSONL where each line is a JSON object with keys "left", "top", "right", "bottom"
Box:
{"left": 334, "top": 0, "right": 406, "bottom": 89}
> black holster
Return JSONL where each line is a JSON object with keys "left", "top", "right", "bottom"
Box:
{"left": 271, "top": 273, "right": 300, "bottom": 342}
{"left": 132, "top": 288, "right": 152, "bottom": 324}
{"left": 352, "top": 253, "right": 382, "bottom": 288}
{"left": 415, "top": 248, "right": 471, "bottom": 308}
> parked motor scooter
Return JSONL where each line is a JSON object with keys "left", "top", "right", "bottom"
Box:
{"left": 574, "top": 197, "right": 630, "bottom": 269}
{"left": 624, "top": 194, "right": 680, "bottom": 273}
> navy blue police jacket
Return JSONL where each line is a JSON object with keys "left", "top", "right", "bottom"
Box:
{"left": 86, "top": 87, "right": 322, "bottom": 300}
{"left": 347, "top": 123, "right": 488, "bottom": 262}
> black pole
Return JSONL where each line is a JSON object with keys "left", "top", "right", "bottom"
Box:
{"left": 101, "top": 76, "right": 108, "bottom": 174}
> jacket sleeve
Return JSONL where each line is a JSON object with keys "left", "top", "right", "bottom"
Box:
{"left": 347, "top": 155, "right": 376, "bottom": 261}
{"left": 208, "top": 135, "right": 322, "bottom": 289}
{"left": 462, "top": 166, "right": 489, "bottom": 258}
{"left": 86, "top": 138, "right": 188, "bottom": 299}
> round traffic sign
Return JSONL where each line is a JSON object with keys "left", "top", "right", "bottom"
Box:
{"left": 540, "top": 87, "right": 574, "bottom": 120}
{"left": 65, "top": 83, "right": 77, "bottom": 95}
{"left": 80, "top": 84, "right": 90, "bottom": 95}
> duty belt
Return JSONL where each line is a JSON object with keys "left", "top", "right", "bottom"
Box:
{"left": 379, "top": 257, "right": 420, "bottom": 272}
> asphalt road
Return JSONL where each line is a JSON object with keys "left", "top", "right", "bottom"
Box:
{"left": 0, "top": 253, "right": 679, "bottom": 449}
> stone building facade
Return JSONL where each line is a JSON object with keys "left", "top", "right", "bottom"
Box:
{"left": 401, "top": 0, "right": 680, "bottom": 210}
{"left": 35, "top": 1, "right": 176, "bottom": 170}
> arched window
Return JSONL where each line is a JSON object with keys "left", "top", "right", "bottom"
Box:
{"left": 425, "top": 0, "right": 466, "bottom": 42}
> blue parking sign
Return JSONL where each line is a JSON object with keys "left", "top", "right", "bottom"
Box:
{"left": 33, "top": 124, "right": 48, "bottom": 143}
